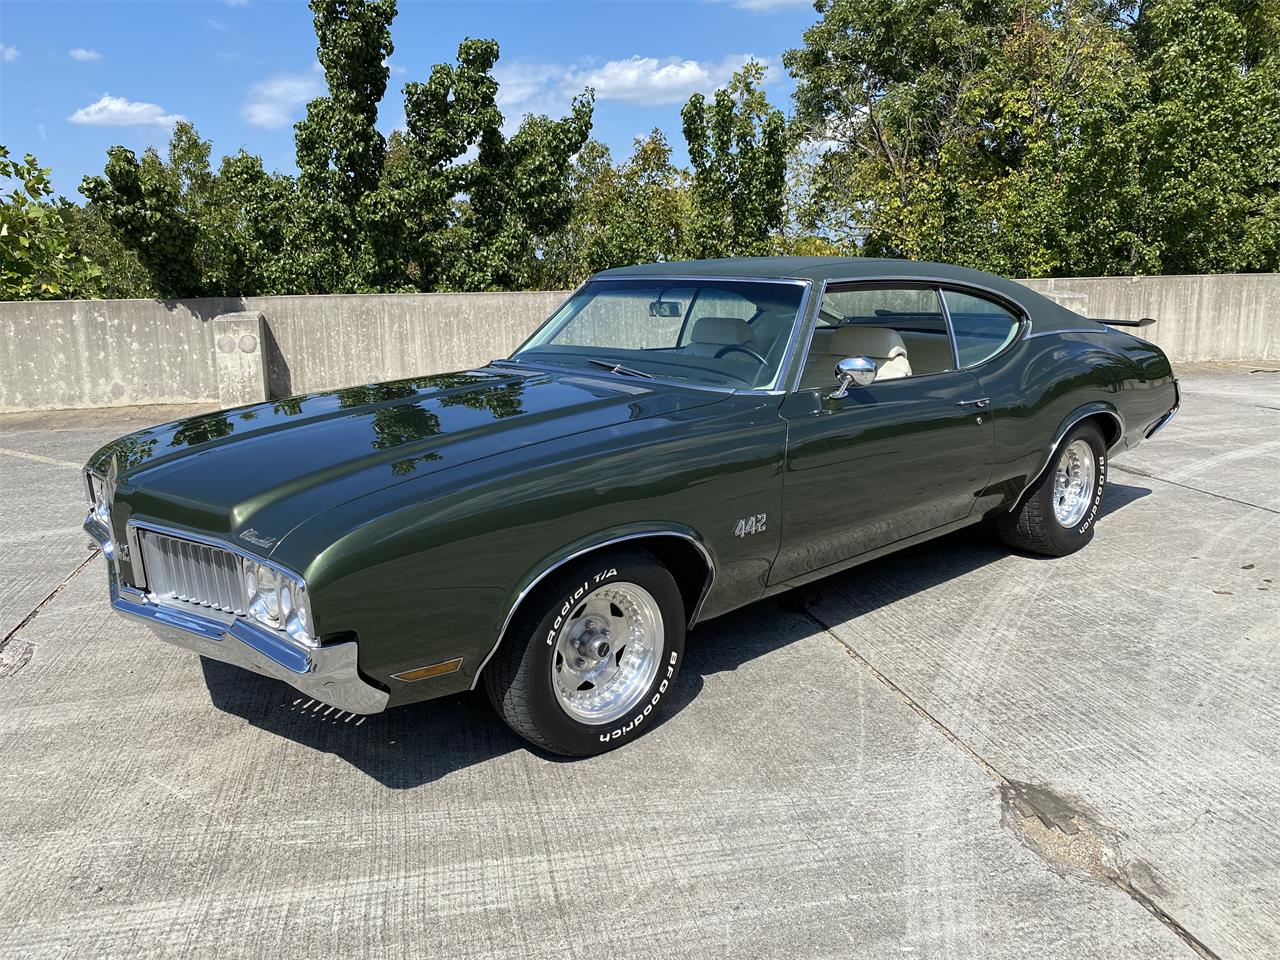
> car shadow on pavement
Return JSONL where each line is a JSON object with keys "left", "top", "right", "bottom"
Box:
{"left": 671, "top": 481, "right": 1152, "bottom": 710}
{"left": 201, "top": 658, "right": 526, "bottom": 788}
{"left": 199, "top": 481, "right": 1150, "bottom": 787}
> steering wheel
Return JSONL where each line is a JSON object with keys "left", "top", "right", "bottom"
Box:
{"left": 714, "top": 344, "right": 767, "bottom": 364}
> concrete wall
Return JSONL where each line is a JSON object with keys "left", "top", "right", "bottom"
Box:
{"left": 1020, "top": 274, "right": 1280, "bottom": 363}
{"left": 0, "top": 273, "right": 1276, "bottom": 413}
{"left": 0, "top": 291, "right": 567, "bottom": 413}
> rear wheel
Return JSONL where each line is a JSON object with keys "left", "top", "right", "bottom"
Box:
{"left": 996, "top": 421, "right": 1108, "bottom": 556}
{"left": 484, "top": 550, "right": 686, "bottom": 756}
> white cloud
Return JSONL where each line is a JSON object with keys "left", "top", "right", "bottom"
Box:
{"left": 573, "top": 54, "right": 765, "bottom": 106}
{"left": 37, "top": 123, "right": 47, "bottom": 140}
{"left": 493, "top": 62, "right": 566, "bottom": 113}
{"left": 383, "top": 59, "right": 407, "bottom": 76}
{"left": 225, "top": 0, "right": 250, "bottom": 6}
{"left": 496, "top": 53, "right": 772, "bottom": 118}
{"left": 242, "top": 69, "right": 325, "bottom": 128}
{"left": 68, "top": 94, "right": 185, "bottom": 127}
{"left": 1, "top": 44, "right": 18, "bottom": 64}
{"left": 69, "top": 47, "right": 103, "bottom": 62}
{"left": 207, "top": 18, "right": 228, "bottom": 31}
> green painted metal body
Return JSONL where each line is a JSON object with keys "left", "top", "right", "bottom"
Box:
{"left": 87, "top": 258, "right": 1177, "bottom": 709}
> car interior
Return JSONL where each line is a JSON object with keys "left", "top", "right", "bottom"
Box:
{"left": 522, "top": 280, "right": 1021, "bottom": 391}
{"left": 798, "top": 286, "right": 956, "bottom": 390}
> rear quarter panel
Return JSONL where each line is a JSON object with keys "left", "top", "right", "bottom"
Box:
{"left": 975, "top": 325, "right": 1177, "bottom": 511}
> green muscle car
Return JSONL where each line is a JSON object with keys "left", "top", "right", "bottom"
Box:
{"left": 83, "top": 257, "right": 1179, "bottom": 755}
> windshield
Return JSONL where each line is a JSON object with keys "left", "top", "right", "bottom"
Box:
{"left": 512, "top": 278, "right": 807, "bottom": 389}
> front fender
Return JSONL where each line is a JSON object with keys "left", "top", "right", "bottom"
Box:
{"left": 469, "top": 521, "right": 716, "bottom": 691}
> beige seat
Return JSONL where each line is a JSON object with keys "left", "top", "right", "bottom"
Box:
{"left": 827, "top": 326, "right": 912, "bottom": 380}
{"left": 685, "top": 316, "right": 758, "bottom": 358}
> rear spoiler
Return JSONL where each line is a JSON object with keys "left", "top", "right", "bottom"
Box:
{"left": 1096, "top": 317, "right": 1156, "bottom": 329}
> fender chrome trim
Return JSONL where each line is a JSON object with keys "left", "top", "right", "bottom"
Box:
{"left": 1008, "top": 407, "right": 1125, "bottom": 511}
{"left": 468, "top": 530, "right": 716, "bottom": 691}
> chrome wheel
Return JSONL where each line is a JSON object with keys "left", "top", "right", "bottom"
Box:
{"left": 549, "top": 582, "right": 664, "bottom": 724}
{"left": 1053, "top": 439, "right": 1096, "bottom": 527}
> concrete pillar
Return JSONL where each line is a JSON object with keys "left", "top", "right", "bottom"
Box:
{"left": 213, "top": 311, "right": 269, "bottom": 409}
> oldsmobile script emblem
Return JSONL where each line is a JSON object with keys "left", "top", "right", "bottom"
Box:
{"left": 239, "top": 528, "right": 278, "bottom": 549}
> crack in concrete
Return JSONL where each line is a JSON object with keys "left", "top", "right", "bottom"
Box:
{"left": 1112, "top": 463, "right": 1280, "bottom": 516}
{"left": 0, "top": 550, "right": 99, "bottom": 674}
{"left": 798, "top": 608, "right": 1223, "bottom": 960}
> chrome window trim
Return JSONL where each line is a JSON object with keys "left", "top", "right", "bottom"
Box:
{"left": 513, "top": 275, "right": 814, "bottom": 395}
{"left": 788, "top": 276, "right": 1033, "bottom": 393}
{"left": 1026, "top": 327, "right": 1108, "bottom": 339}
{"left": 936, "top": 286, "right": 962, "bottom": 369}
{"left": 468, "top": 530, "right": 716, "bottom": 691}
{"left": 936, "top": 287, "right": 1030, "bottom": 374}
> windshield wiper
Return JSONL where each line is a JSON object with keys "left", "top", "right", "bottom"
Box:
{"left": 586, "top": 358, "right": 655, "bottom": 379}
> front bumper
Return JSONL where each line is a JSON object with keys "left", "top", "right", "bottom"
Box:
{"left": 84, "top": 515, "right": 389, "bottom": 714}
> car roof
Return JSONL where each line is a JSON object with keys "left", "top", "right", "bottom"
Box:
{"left": 595, "top": 256, "right": 1006, "bottom": 284}
{"left": 592, "top": 256, "right": 1086, "bottom": 331}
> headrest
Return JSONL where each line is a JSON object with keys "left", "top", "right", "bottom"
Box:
{"left": 691, "top": 316, "right": 755, "bottom": 346}
{"left": 829, "top": 325, "right": 908, "bottom": 360}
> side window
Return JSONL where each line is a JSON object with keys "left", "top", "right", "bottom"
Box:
{"left": 943, "top": 290, "right": 1021, "bottom": 367}
{"left": 800, "top": 285, "right": 953, "bottom": 388}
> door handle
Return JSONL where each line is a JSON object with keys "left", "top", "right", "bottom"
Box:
{"left": 957, "top": 398, "right": 990, "bottom": 408}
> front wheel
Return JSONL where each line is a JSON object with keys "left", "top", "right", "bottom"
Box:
{"left": 484, "top": 550, "right": 686, "bottom": 756}
{"left": 996, "top": 421, "right": 1108, "bottom": 556}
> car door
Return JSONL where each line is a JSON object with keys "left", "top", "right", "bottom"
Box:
{"left": 771, "top": 282, "right": 995, "bottom": 584}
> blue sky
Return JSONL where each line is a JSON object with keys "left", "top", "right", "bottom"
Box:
{"left": 0, "top": 0, "right": 820, "bottom": 199}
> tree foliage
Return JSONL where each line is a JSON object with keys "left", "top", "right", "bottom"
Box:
{"left": 682, "top": 61, "right": 787, "bottom": 258}
{"left": 784, "top": 0, "right": 1280, "bottom": 276}
{"left": 73, "top": 1, "right": 595, "bottom": 298}
{"left": 7, "top": 0, "right": 1275, "bottom": 302}
{"left": 1, "top": 147, "right": 104, "bottom": 300}
{"left": 536, "top": 131, "right": 692, "bottom": 287}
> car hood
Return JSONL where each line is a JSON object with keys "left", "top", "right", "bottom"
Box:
{"left": 90, "top": 365, "right": 728, "bottom": 555}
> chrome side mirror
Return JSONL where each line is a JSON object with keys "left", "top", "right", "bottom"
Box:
{"left": 828, "top": 356, "right": 877, "bottom": 399}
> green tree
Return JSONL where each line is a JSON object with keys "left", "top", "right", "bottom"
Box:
{"left": 537, "top": 131, "right": 692, "bottom": 287}
{"left": 784, "top": 0, "right": 1280, "bottom": 276}
{"left": 1133, "top": 0, "right": 1280, "bottom": 273}
{"left": 64, "top": 202, "right": 155, "bottom": 299}
{"left": 681, "top": 61, "right": 787, "bottom": 258}
{"left": 294, "top": 0, "right": 397, "bottom": 292}
{"left": 373, "top": 37, "right": 593, "bottom": 292}
{"left": 80, "top": 137, "right": 202, "bottom": 297}
{"left": 1, "top": 147, "right": 104, "bottom": 300}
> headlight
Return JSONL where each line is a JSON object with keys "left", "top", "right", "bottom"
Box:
{"left": 243, "top": 560, "right": 316, "bottom": 647}
{"left": 85, "top": 471, "right": 110, "bottom": 527}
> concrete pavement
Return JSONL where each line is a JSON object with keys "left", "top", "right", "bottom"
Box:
{"left": 1, "top": 367, "right": 1276, "bottom": 959}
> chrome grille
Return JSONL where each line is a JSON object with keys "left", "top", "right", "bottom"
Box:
{"left": 138, "top": 529, "right": 247, "bottom": 615}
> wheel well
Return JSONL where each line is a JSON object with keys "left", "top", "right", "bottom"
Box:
{"left": 1084, "top": 411, "right": 1122, "bottom": 450}
{"left": 512, "top": 535, "right": 711, "bottom": 634}
{"left": 472, "top": 533, "right": 714, "bottom": 690}
{"left": 624, "top": 535, "right": 714, "bottom": 624}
